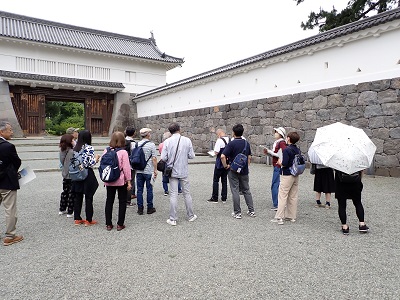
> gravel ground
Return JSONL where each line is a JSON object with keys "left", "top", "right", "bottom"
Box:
{"left": 0, "top": 139, "right": 399, "bottom": 299}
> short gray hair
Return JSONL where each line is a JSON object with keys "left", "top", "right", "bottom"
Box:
{"left": 0, "top": 121, "right": 11, "bottom": 131}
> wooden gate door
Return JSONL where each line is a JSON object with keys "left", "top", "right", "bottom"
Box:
{"left": 85, "top": 98, "right": 113, "bottom": 136}
{"left": 11, "top": 93, "right": 45, "bottom": 135}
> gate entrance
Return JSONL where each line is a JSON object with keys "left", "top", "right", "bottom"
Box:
{"left": 9, "top": 85, "right": 114, "bottom": 136}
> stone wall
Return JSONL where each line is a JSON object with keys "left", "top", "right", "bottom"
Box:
{"left": 134, "top": 78, "right": 400, "bottom": 177}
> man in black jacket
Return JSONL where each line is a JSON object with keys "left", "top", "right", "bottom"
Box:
{"left": 0, "top": 121, "right": 23, "bottom": 246}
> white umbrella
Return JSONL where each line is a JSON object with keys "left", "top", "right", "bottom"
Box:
{"left": 308, "top": 122, "right": 376, "bottom": 174}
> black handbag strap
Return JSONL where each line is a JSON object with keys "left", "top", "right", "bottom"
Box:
{"left": 171, "top": 136, "right": 181, "bottom": 168}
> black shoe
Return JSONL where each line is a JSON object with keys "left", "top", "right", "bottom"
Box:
{"left": 147, "top": 207, "right": 156, "bottom": 214}
{"left": 359, "top": 224, "right": 369, "bottom": 233}
{"left": 342, "top": 226, "right": 349, "bottom": 235}
{"left": 137, "top": 208, "right": 144, "bottom": 215}
{"left": 207, "top": 198, "right": 218, "bottom": 203}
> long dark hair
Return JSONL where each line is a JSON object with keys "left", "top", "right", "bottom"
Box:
{"left": 74, "top": 130, "right": 92, "bottom": 151}
{"left": 59, "top": 134, "right": 74, "bottom": 151}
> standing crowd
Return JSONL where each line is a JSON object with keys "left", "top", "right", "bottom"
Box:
{"left": 0, "top": 120, "right": 369, "bottom": 246}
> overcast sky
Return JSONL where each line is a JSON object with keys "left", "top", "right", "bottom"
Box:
{"left": 1, "top": 0, "right": 350, "bottom": 83}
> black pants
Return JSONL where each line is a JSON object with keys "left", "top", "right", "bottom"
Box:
{"left": 212, "top": 167, "right": 228, "bottom": 200}
{"left": 337, "top": 197, "right": 365, "bottom": 224}
{"left": 60, "top": 178, "right": 74, "bottom": 214}
{"left": 74, "top": 193, "right": 94, "bottom": 222}
{"left": 106, "top": 185, "right": 128, "bottom": 226}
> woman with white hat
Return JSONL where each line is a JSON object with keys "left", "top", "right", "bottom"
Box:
{"left": 264, "top": 127, "right": 287, "bottom": 210}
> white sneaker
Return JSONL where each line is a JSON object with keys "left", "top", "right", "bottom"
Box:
{"left": 284, "top": 218, "right": 296, "bottom": 223}
{"left": 231, "top": 212, "right": 242, "bottom": 219}
{"left": 166, "top": 219, "right": 177, "bottom": 226}
{"left": 66, "top": 214, "right": 73, "bottom": 218}
{"left": 188, "top": 215, "right": 197, "bottom": 222}
{"left": 271, "top": 218, "right": 284, "bottom": 225}
{"left": 247, "top": 211, "right": 256, "bottom": 217}
{"left": 59, "top": 211, "right": 66, "bottom": 216}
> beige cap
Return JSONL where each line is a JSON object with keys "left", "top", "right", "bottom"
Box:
{"left": 66, "top": 127, "right": 79, "bottom": 134}
{"left": 140, "top": 128, "right": 152, "bottom": 137}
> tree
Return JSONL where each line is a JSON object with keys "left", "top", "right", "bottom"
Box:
{"left": 295, "top": 0, "right": 400, "bottom": 32}
{"left": 45, "top": 101, "right": 84, "bottom": 135}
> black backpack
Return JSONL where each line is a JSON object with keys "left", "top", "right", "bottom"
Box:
{"left": 129, "top": 141, "right": 151, "bottom": 170}
{"left": 99, "top": 147, "right": 122, "bottom": 182}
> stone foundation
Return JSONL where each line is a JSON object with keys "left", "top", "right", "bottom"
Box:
{"left": 134, "top": 78, "right": 400, "bottom": 177}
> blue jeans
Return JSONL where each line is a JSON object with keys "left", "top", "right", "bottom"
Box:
{"left": 162, "top": 175, "right": 182, "bottom": 193}
{"left": 136, "top": 173, "right": 153, "bottom": 209}
{"left": 271, "top": 166, "right": 281, "bottom": 208}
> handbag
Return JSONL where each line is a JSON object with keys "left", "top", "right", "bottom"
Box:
{"left": 162, "top": 136, "right": 181, "bottom": 177}
{"left": 157, "top": 160, "right": 166, "bottom": 172}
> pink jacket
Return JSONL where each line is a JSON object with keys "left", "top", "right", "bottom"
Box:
{"left": 101, "top": 148, "right": 132, "bottom": 186}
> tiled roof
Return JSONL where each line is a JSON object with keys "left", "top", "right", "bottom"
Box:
{"left": 0, "top": 11, "right": 184, "bottom": 66}
{"left": 136, "top": 7, "right": 400, "bottom": 98}
{"left": 0, "top": 70, "right": 125, "bottom": 88}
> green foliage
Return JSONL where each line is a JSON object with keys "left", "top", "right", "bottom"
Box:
{"left": 295, "top": 0, "right": 400, "bottom": 32}
{"left": 45, "top": 101, "right": 84, "bottom": 135}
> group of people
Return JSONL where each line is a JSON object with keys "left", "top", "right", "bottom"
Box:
{"left": 209, "top": 125, "right": 369, "bottom": 235}
{"left": 57, "top": 122, "right": 197, "bottom": 230}
{"left": 0, "top": 120, "right": 370, "bottom": 247}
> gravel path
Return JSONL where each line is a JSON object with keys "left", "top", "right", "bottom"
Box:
{"left": 0, "top": 138, "right": 399, "bottom": 299}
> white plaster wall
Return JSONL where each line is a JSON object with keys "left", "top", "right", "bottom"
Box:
{"left": 0, "top": 39, "right": 167, "bottom": 93}
{"left": 136, "top": 26, "right": 400, "bottom": 117}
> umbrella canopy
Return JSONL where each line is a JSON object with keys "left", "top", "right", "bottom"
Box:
{"left": 308, "top": 122, "right": 376, "bottom": 174}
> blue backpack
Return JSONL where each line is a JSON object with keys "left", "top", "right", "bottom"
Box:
{"left": 230, "top": 140, "right": 249, "bottom": 174}
{"left": 69, "top": 149, "right": 88, "bottom": 181}
{"left": 99, "top": 147, "right": 122, "bottom": 182}
{"left": 288, "top": 147, "right": 306, "bottom": 176}
{"left": 130, "top": 141, "right": 151, "bottom": 170}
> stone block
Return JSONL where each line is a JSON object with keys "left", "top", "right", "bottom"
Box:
{"left": 384, "top": 115, "right": 400, "bottom": 128}
{"left": 389, "top": 167, "right": 400, "bottom": 177}
{"left": 357, "top": 82, "right": 371, "bottom": 92}
{"left": 358, "top": 91, "right": 378, "bottom": 105}
{"left": 390, "top": 77, "right": 400, "bottom": 89}
{"left": 364, "top": 105, "right": 383, "bottom": 118}
{"left": 389, "top": 127, "right": 400, "bottom": 138}
{"left": 330, "top": 107, "right": 347, "bottom": 121}
{"left": 371, "top": 138, "right": 384, "bottom": 153}
{"left": 292, "top": 102, "right": 302, "bottom": 112}
{"left": 375, "top": 154, "right": 399, "bottom": 167}
{"left": 344, "top": 93, "right": 359, "bottom": 107}
{"left": 369, "top": 117, "right": 385, "bottom": 129}
{"left": 347, "top": 107, "right": 364, "bottom": 120}
{"left": 258, "top": 110, "right": 267, "bottom": 118}
{"left": 378, "top": 89, "right": 397, "bottom": 103}
{"left": 370, "top": 79, "right": 391, "bottom": 91}
{"left": 312, "top": 95, "right": 327, "bottom": 109}
{"left": 384, "top": 140, "right": 400, "bottom": 155}
{"left": 248, "top": 108, "right": 258, "bottom": 118}
{"left": 339, "top": 84, "right": 357, "bottom": 94}
{"left": 375, "top": 167, "right": 390, "bottom": 177}
{"left": 316, "top": 109, "right": 330, "bottom": 121}
{"left": 305, "top": 90, "right": 320, "bottom": 99}
{"left": 382, "top": 103, "right": 400, "bottom": 116}
{"left": 327, "top": 94, "right": 344, "bottom": 108}
{"left": 350, "top": 118, "right": 368, "bottom": 129}
{"left": 321, "top": 87, "right": 340, "bottom": 96}
{"left": 305, "top": 110, "right": 317, "bottom": 121}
